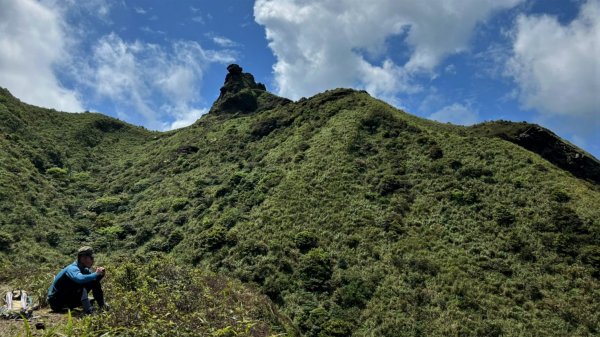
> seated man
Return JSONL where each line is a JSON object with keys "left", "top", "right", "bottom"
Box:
{"left": 47, "top": 246, "right": 107, "bottom": 314}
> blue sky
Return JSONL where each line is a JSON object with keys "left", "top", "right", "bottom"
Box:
{"left": 1, "top": 0, "right": 598, "bottom": 158}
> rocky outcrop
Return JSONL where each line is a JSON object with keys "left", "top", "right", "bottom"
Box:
{"left": 219, "top": 64, "right": 266, "bottom": 95}
{"left": 470, "top": 121, "right": 600, "bottom": 184}
{"left": 209, "top": 64, "right": 290, "bottom": 115}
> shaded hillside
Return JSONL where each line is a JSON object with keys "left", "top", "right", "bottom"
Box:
{"left": 1, "top": 65, "right": 599, "bottom": 336}
{"left": 469, "top": 121, "right": 600, "bottom": 184}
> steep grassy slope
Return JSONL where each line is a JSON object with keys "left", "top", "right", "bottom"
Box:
{"left": 1, "top": 65, "right": 599, "bottom": 336}
{"left": 0, "top": 87, "right": 155, "bottom": 264}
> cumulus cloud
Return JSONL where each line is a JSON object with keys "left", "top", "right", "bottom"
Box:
{"left": 429, "top": 103, "right": 479, "bottom": 125}
{"left": 84, "top": 34, "right": 235, "bottom": 129}
{"left": 506, "top": 0, "right": 600, "bottom": 122}
{"left": 506, "top": 0, "right": 600, "bottom": 156}
{"left": 254, "top": 0, "right": 523, "bottom": 100}
{"left": 0, "top": 0, "right": 83, "bottom": 111}
{"left": 0, "top": 0, "right": 235, "bottom": 130}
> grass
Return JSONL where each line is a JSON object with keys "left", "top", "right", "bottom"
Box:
{"left": 6, "top": 258, "right": 296, "bottom": 337}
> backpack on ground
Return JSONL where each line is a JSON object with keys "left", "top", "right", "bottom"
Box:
{"left": 0, "top": 290, "right": 33, "bottom": 319}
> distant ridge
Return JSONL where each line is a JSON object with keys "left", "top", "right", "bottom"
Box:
{"left": 469, "top": 121, "right": 600, "bottom": 184}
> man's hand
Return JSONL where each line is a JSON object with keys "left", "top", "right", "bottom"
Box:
{"left": 96, "top": 267, "right": 106, "bottom": 276}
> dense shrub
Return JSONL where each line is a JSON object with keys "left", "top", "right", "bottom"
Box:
{"left": 251, "top": 116, "right": 281, "bottom": 139}
{"left": 197, "top": 225, "right": 228, "bottom": 252}
{"left": 428, "top": 144, "right": 444, "bottom": 159}
{"left": 75, "top": 127, "right": 102, "bottom": 147}
{"left": 0, "top": 231, "right": 12, "bottom": 251}
{"left": 551, "top": 206, "right": 584, "bottom": 233}
{"left": 88, "top": 196, "right": 127, "bottom": 213}
{"left": 46, "top": 166, "right": 68, "bottom": 177}
{"left": 322, "top": 318, "right": 354, "bottom": 337}
{"left": 551, "top": 189, "right": 571, "bottom": 203}
{"left": 334, "top": 278, "right": 375, "bottom": 308}
{"left": 360, "top": 109, "right": 406, "bottom": 134}
{"left": 459, "top": 166, "right": 493, "bottom": 179}
{"left": 131, "top": 178, "right": 152, "bottom": 193}
{"left": 93, "top": 118, "right": 125, "bottom": 132}
{"left": 376, "top": 176, "right": 411, "bottom": 196}
{"left": 46, "top": 230, "right": 61, "bottom": 247}
{"left": 495, "top": 206, "right": 516, "bottom": 226}
{"left": 294, "top": 231, "right": 319, "bottom": 253}
{"left": 171, "top": 197, "right": 189, "bottom": 211}
{"left": 135, "top": 227, "right": 154, "bottom": 245}
{"left": 166, "top": 230, "right": 184, "bottom": 251}
{"left": 297, "top": 248, "right": 333, "bottom": 291}
{"left": 450, "top": 190, "right": 479, "bottom": 205}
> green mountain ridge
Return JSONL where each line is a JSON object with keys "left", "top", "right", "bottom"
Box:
{"left": 0, "top": 65, "right": 599, "bottom": 336}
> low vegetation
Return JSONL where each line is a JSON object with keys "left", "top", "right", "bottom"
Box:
{"left": 2, "top": 257, "right": 295, "bottom": 336}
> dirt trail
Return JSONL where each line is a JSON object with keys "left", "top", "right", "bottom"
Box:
{"left": 0, "top": 307, "right": 73, "bottom": 336}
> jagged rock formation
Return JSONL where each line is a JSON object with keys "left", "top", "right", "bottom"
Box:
{"left": 209, "top": 64, "right": 291, "bottom": 114}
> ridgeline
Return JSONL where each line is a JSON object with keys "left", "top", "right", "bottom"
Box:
{"left": 0, "top": 65, "right": 599, "bottom": 336}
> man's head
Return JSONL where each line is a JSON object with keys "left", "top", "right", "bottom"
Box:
{"left": 77, "top": 246, "right": 95, "bottom": 268}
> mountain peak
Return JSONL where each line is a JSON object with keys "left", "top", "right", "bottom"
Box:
{"left": 220, "top": 64, "right": 266, "bottom": 96}
{"left": 209, "top": 64, "right": 290, "bottom": 115}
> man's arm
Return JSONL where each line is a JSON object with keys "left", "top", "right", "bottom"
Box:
{"left": 65, "top": 265, "right": 99, "bottom": 284}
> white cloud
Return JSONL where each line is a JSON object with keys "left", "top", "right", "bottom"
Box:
{"left": 506, "top": 0, "right": 600, "bottom": 156}
{"left": 0, "top": 0, "right": 83, "bottom": 111}
{"left": 445, "top": 64, "right": 457, "bottom": 75}
{"left": 167, "top": 107, "right": 208, "bottom": 130}
{"left": 429, "top": 103, "right": 479, "bottom": 125}
{"left": 212, "top": 36, "right": 238, "bottom": 48}
{"left": 192, "top": 16, "right": 205, "bottom": 24}
{"left": 254, "top": 0, "right": 523, "bottom": 100}
{"left": 507, "top": 0, "right": 600, "bottom": 121}
{"left": 49, "top": 0, "right": 112, "bottom": 22}
{"left": 0, "top": 0, "right": 235, "bottom": 129}
{"left": 134, "top": 7, "right": 147, "bottom": 15}
{"left": 84, "top": 34, "right": 235, "bottom": 129}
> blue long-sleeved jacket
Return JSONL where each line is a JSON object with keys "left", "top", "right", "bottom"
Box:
{"left": 47, "top": 261, "right": 100, "bottom": 299}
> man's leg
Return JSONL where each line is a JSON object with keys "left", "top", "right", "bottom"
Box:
{"left": 48, "top": 295, "right": 65, "bottom": 312}
{"left": 80, "top": 288, "right": 93, "bottom": 314}
{"left": 86, "top": 280, "right": 105, "bottom": 308}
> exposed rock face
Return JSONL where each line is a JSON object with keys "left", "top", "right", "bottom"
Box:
{"left": 210, "top": 64, "right": 290, "bottom": 115}
{"left": 470, "top": 121, "right": 600, "bottom": 184}
{"left": 510, "top": 126, "right": 600, "bottom": 184}
{"left": 219, "top": 64, "right": 266, "bottom": 96}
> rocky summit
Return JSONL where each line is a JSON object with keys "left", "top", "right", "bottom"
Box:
{"left": 210, "top": 64, "right": 291, "bottom": 115}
